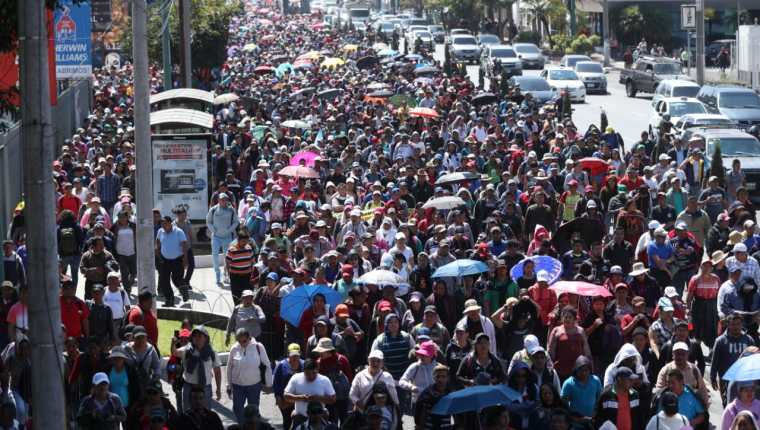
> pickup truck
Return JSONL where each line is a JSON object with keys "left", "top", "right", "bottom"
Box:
{"left": 619, "top": 56, "right": 691, "bottom": 98}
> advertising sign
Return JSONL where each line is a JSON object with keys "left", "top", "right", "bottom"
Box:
{"left": 54, "top": 0, "right": 92, "bottom": 78}
{"left": 152, "top": 138, "right": 209, "bottom": 220}
{"left": 681, "top": 5, "right": 696, "bottom": 30}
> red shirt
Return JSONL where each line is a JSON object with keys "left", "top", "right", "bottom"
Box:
{"left": 128, "top": 306, "right": 158, "bottom": 346}
{"left": 57, "top": 194, "right": 82, "bottom": 215}
{"left": 528, "top": 285, "right": 558, "bottom": 326}
{"left": 687, "top": 273, "right": 720, "bottom": 300}
{"left": 60, "top": 296, "right": 89, "bottom": 338}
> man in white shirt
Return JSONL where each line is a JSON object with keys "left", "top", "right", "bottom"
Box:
{"left": 103, "top": 272, "right": 130, "bottom": 339}
{"left": 349, "top": 350, "right": 398, "bottom": 410}
{"left": 284, "top": 359, "right": 336, "bottom": 427}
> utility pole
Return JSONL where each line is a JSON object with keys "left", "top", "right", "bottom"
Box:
{"left": 567, "top": 0, "right": 577, "bottom": 36}
{"left": 695, "top": 0, "right": 705, "bottom": 84}
{"left": 133, "top": 0, "right": 157, "bottom": 297}
{"left": 19, "top": 1, "right": 66, "bottom": 428}
{"left": 178, "top": 0, "right": 192, "bottom": 87}
{"left": 602, "top": 0, "right": 610, "bottom": 66}
{"left": 161, "top": 0, "right": 173, "bottom": 90}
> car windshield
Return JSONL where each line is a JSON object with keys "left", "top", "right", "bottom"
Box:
{"left": 708, "top": 137, "right": 760, "bottom": 156}
{"left": 719, "top": 92, "right": 760, "bottom": 109}
{"left": 565, "top": 57, "right": 589, "bottom": 67}
{"left": 672, "top": 86, "right": 699, "bottom": 97}
{"left": 669, "top": 102, "right": 706, "bottom": 117}
{"left": 549, "top": 70, "right": 579, "bottom": 80}
{"left": 653, "top": 63, "right": 682, "bottom": 74}
{"left": 515, "top": 45, "right": 539, "bottom": 54}
{"left": 491, "top": 48, "right": 516, "bottom": 58}
{"left": 415, "top": 31, "right": 431, "bottom": 38}
{"left": 453, "top": 36, "right": 477, "bottom": 45}
{"left": 685, "top": 118, "right": 733, "bottom": 128}
{"left": 429, "top": 26, "right": 443, "bottom": 32}
{"left": 576, "top": 63, "right": 602, "bottom": 73}
{"left": 350, "top": 9, "right": 369, "bottom": 17}
{"left": 515, "top": 79, "right": 550, "bottom": 91}
{"left": 479, "top": 35, "right": 500, "bottom": 44}
{"left": 380, "top": 22, "right": 394, "bottom": 29}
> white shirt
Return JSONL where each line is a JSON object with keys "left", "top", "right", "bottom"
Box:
{"left": 284, "top": 373, "right": 335, "bottom": 417}
{"left": 349, "top": 368, "right": 398, "bottom": 407}
{"left": 175, "top": 345, "right": 222, "bottom": 385}
{"left": 644, "top": 411, "right": 689, "bottom": 430}
{"left": 103, "top": 288, "right": 128, "bottom": 319}
{"left": 115, "top": 226, "right": 136, "bottom": 256}
{"left": 226, "top": 341, "right": 273, "bottom": 387}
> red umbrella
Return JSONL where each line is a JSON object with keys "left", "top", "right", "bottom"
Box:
{"left": 408, "top": 107, "right": 439, "bottom": 119}
{"left": 254, "top": 65, "right": 275, "bottom": 74}
{"left": 311, "top": 22, "right": 326, "bottom": 30}
{"left": 578, "top": 157, "right": 610, "bottom": 176}
{"left": 550, "top": 281, "right": 613, "bottom": 298}
{"left": 277, "top": 165, "right": 320, "bottom": 179}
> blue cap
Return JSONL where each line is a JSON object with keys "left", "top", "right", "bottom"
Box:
{"left": 434, "top": 153, "right": 443, "bottom": 160}
{"left": 657, "top": 297, "right": 674, "bottom": 312}
{"left": 434, "top": 187, "right": 444, "bottom": 193}
{"left": 267, "top": 272, "right": 280, "bottom": 282}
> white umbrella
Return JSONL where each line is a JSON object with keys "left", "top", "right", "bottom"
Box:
{"left": 357, "top": 269, "right": 409, "bottom": 296}
{"left": 422, "top": 196, "right": 466, "bottom": 210}
{"left": 435, "top": 171, "right": 481, "bottom": 185}
{"left": 213, "top": 93, "right": 240, "bottom": 105}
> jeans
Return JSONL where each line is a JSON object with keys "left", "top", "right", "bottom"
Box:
{"left": 60, "top": 254, "right": 81, "bottom": 287}
{"left": 117, "top": 254, "right": 137, "bottom": 293}
{"left": 211, "top": 236, "right": 233, "bottom": 282}
{"left": 232, "top": 383, "right": 262, "bottom": 424}
{"left": 182, "top": 248, "right": 195, "bottom": 286}
{"left": 181, "top": 383, "right": 212, "bottom": 412}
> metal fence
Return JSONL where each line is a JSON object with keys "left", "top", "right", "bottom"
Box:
{"left": 0, "top": 79, "right": 92, "bottom": 239}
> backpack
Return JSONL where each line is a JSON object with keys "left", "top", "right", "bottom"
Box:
{"left": 328, "top": 366, "right": 350, "bottom": 401}
{"left": 59, "top": 227, "right": 78, "bottom": 256}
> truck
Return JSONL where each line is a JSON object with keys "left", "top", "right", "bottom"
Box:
{"left": 619, "top": 56, "right": 691, "bottom": 98}
{"left": 340, "top": 0, "right": 371, "bottom": 26}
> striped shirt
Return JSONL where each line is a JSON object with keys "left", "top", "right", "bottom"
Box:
{"left": 226, "top": 243, "right": 255, "bottom": 275}
{"left": 687, "top": 273, "right": 720, "bottom": 300}
{"left": 371, "top": 331, "right": 414, "bottom": 380}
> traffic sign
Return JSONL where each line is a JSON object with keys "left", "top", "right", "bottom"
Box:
{"left": 681, "top": 5, "right": 696, "bottom": 29}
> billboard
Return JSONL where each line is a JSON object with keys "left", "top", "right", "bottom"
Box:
{"left": 152, "top": 137, "right": 210, "bottom": 220}
{"left": 54, "top": 0, "right": 92, "bottom": 79}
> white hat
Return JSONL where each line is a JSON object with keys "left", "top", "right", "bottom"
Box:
{"left": 745, "top": 220, "right": 756, "bottom": 228}
{"left": 536, "top": 270, "right": 550, "bottom": 283}
{"left": 523, "top": 335, "right": 540, "bottom": 354}
{"left": 672, "top": 341, "right": 689, "bottom": 352}
{"left": 734, "top": 243, "right": 748, "bottom": 253}
{"left": 92, "top": 372, "right": 110, "bottom": 385}
{"left": 587, "top": 200, "right": 597, "bottom": 209}
{"left": 659, "top": 154, "right": 671, "bottom": 161}
{"left": 395, "top": 232, "right": 406, "bottom": 241}
{"left": 664, "top": 286, "right": 679, "bottom": 298}
{"left": 648, "top": 220, "right": 661, "bottom": 230}
{"left": 369, "top": 349, "right": 384, "bottom": 360}
{"left": 463, "top": 299, "right": 481, "bottom": 314}
{"left": 350, "top": 209, "right": 362, "bottom": 217}
{"left": 675, "top": 221, "right": 688, "bottom": 230}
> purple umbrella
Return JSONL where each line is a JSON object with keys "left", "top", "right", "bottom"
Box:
{"left": 290, "top": 151, "right": 319, "bottom": 167}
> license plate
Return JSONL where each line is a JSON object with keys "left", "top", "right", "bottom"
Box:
{"left": 748, "top": 182, "right": 757, "bottom": 190}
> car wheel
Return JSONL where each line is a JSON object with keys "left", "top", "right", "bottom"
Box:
{"left": 626, "top": 81, "right": 637, "bottom": 98}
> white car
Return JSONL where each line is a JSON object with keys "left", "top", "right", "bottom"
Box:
{"left": 671, "top": 113, "right": 735, "bottom": 137}
{"left": 448, "top": 34, "right": 481, "bottom": 64}
{"left": 540, "top": 68, "right": 586, "bottom": 102}
{"left": 649, "top": 97, "right": 708, "bottom": 137}
{"left": 652, "top": 79, "right": 701, "bottom": 107}
{"left": 408, "top": 30, "right": 434, "bottom": 50}
{"left": 573, "top": 61, "right": 607, "bottom": 94}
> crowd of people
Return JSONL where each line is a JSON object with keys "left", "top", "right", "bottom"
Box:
{"left": 5, "top": 1, "right": 760, "bottom": 429}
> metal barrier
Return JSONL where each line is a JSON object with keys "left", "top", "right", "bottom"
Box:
{"left": 0, "top": 79, "right": 92, "bottom": 240}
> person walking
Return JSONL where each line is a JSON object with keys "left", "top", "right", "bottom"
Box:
{"left": 273, "top": 343, "right": 304, "bottom": 430}
{"left": 206, "top": 193, "right": 239, "bottom": 286}
{"left": 155, "top": 215, "right": 189, "bottom": 306}
{"left": 111, "top": 210, "right": 137, "bottom": 293}
{"left": 225, "top": 230, "right": 256, "bottom": 305}
{"left": 172, "top": 325, "right": 223, "bottom": 411}
{"left": 227, "top": 327, "right": 273, "bottom": 425}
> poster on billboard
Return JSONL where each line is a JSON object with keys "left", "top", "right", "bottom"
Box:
{"left": 54, "top": 0, "right": 92, "bottom": 79}
{"left": 152, "top": 138, "right": 209, "bottom": 220}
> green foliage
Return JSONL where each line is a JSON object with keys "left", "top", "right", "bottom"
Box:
{"left": 552, "top": 34, "right": 572, "bottom": 55}
{"left": 610, "top": 3, "right": 673, "bottom": 49}
{"left": 120, "top": 0, "right": 242, "bottom": 71}
{"left": 568, "top": 34, "right": 593, "bottom": 55}
{"left": 588, "top": 34, "right": 601, "bottom": 47}
{"left": 515, "top": 31, "right": 540, "bottom": 45}
{"left": 710, "top": 143, "right": 725, "bottom": 186}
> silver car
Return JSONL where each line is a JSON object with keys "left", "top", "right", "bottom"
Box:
{"left": 512, "top": 43, "right": 545, "bottom": 69}
{"left": 448, "top": 35, "right": 481, "bottom": 64}
{"left": 574, "top": 61, "right": 607, "bottom": 94}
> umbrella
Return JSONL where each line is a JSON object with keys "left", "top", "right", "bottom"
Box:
{"left": 293, "top": 60, "right": 314, "bottom": 70}
{"left": 510, "top": 256, "right": 563, "bottom": 285}
{"left": 372, "top": 42, "right": 389, "bottom": 51}
{"left": 364, "top": 96, "right": 387, "bottom": 105}
{"left": 552, "top": 217, "right": 604, "bottom": 254}
{"left": 280, "top": 285, "right": 342, "bottom": 326}
{"left": 432, "top": 259, "right": 489, "bottom": 278}
{"left": 291, "top": 87, "right": 316, "bottom": 98}
{"left": 389, "top": 94, "right": 416, "bottom": 108}
{"left": 260, "top": 34, "right": 276, "bottom": 42}
{"left": 550, "top": 281, "right": 613, "bottom": 298}
{"left": 472, "top": 93, "right": 498, "bottom": 106}
{"left": 317, "top": 89, "right": 342, "bottom": 100}
{"left": 368, "top": 89, "right": 394, "bottom": 98}
{"left": 413, "top": 66, "right": 438, "bottom": 75}
{"left": 366, "top": 82, "right": 389, "bottom": 90}
{"left": 310, "top": 22, "right": 326, "bottom": 30}
{"left": 271, "top": 54, "right": 290, "bottom": 64}
{"left": 377, "top": 49, "right": 399, "bottom": 57}
{"left": 422, "top": 196, "right": 466, "bottom": 210}
{"left": 579, "top": 157, "right": 610, "bottom": 176}
{"left": 414, "top": 77, "right": 434, "bottom": 86}
{"left": 409, "top": 107, "right": 439, "bottom": 119}
{"left": 342, "top": 44, "right": 359, "bottom": 52}
{"left": 254, "top": 65, "right": 275, "bottom": 74}
{"left": 321, "top": 57, "right": 346, "bottom": 68}
{"left": 405, "top": 54, "right": 423, "bottom": 61}
{"left": 275, "top": 63, "right": 294, "bottom": 77}
{"left": 242, "top": 43, "right": 258, "bottom": 52}
{"left": 296, "top": 51, "right": 321, "bottom": 61}
{"left": 213, "top": 93, "right": 239, "bottom": 105}
{"left": 432, "top": 385, "right": 521, "bottom": 415}
{"left": 251, "top": 125, "right": 274, "bottom": 141}
{"left": 257, "top": 18, "right": 273, "bottom": 26}
{"left": 435, "top": 171, "right": 481, "bottom": 185}
{"left": 277, "top": 165, "right": 320, "bottom": 179}
{"left": 290, "top": 151, "right": 320, "bottom": 167}
{"left": 357, "top": 56, "right": 379, "bottom": 69}
{"left": 281, "top": 120, "right": 310, "bottom": 129}
{"left": 722, "top": 354, "right": 760, "bottom": 381}
{"left": 357, "top": 270, "right": 410, "bottom": 296}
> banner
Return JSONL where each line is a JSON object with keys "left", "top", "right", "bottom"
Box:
{"left": 54, "top": 0, "right": 92, "bottom": 79}
{"left": 152, "top": 138, "right": 210, "bottom": 220}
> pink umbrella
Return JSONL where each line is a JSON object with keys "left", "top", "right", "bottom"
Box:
{"left": 277, "top": 165, "right": 320, "bottom": 179}
{"left": 550, "top": 281, "right": 613, "bottom": 298}
{"left": 290, "top": 151, "right": 320, "bottom": 167}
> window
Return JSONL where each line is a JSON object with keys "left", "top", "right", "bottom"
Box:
{"left": 718, "top": 92, "right": 760, "bottom": 109}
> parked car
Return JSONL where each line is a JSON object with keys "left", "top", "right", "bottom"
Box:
{"left": 508, "top": 76, "right": 554, "bottom": 103}
{"left": 696, "top": 85, "right": 760, "bottom": 130}
{"left": 652, "top": 79, "right": 701, "bottom": 107}
{"left": 540, "top": 67, "right": 586, "bottom": 102}
{"left": 476, "top": 33, "right": 501, "bottom": 47}
{"left": 573, "top": 61, "right": 607, "bottom": 94}
{"left": 408, "top": 30, "right": 434, "bottom": 50}
{"left": 559, "top": 54, "right": 591, "bottom": 69}
{"left": 376, "top": 21, "right": 396, "bottom": 37}
{"left": 480, "top": 45, "right": 522, "bottom": 78}
{"left": 512, "top": 43, "right": 545, "bottom": 69}
{"left": 648, "top": 97, "right": 707, "bottom": 137}
{"left": 619, "top": 56, "right": 689, "bottom": 97}
{"left": 671, "top": 113, "right": 735, "bottom": 138}
{"left": 446, "top": 28, "right": 471, "bottom": 44}
{"left": 448, "top": 34, "right": 481, "bottom": 64}
{"left": 428, "top": 25, "right": 445, "bottom": 43}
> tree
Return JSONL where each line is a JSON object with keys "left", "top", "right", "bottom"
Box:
{"left": 710, "top": 143, "right": 725, "bottom": 187}
{"left": 521, "top": 0, "right": 566, "bottom": 47}
{"left": 120, "top": 0, "right": 242, "bottom": 72}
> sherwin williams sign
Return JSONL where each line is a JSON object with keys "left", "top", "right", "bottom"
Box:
{"left": 54, "top": 0, "right": 92, "bottom": 78}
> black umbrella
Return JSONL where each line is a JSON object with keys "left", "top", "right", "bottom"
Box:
{"left": 471, "top": 92, "right": 498, "bottom": 106}
{"left": 317, "top": 89, "right": 342, "bottom": 100}
{"left": 413, "top": 66, "right": 438, "bottom": 75}
{"left": 551, "top": 217, "right": 604, "bottom": 254}
{"left": 271, "top": 55, "right": 290, "bottom": 64}
{"left": 368, "top": 89, "right": 394, "bottom": 98}
{"left": 356, "top": 56, "right": 379, "bottom": 69}
{"left": 291, "top": 87, "right": 316, "bottom": 98}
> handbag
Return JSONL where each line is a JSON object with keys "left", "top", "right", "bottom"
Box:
{"left": 255, "top": 343, "right": 268, "bottom": 385}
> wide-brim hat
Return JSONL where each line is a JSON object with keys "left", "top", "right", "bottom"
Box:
{"left": 629, "top": 262, "right": 648, "bottom": 277}
{"left": 312, "top": 337, "right": 335, "bottom": 353}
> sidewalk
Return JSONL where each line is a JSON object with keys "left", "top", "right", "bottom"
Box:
{"left": 591, "top": 54, "right": 742, "bottom": 85}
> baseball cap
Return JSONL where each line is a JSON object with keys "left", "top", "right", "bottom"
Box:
{"left": 664, "top": 286, "right": 679, "bottom": 298}
{"left": 672, "top": 341, "right": 689, "bottom": 352}
{"left": 335, "top": 304, "right": 349, "bottom": 317}
{"left": 536, "top": 270, "right": 550, "bottom": 283}
{"left": 287, "top": 343, "right": 301, "bottom": 357}
{"left": 92, "top": 372, "right": 110, "bottom": 386}
{"left": 734, "top": 243, "right": 748, "bottom": 253}
{"left": 368, "top": 349, "right": 384, "bottom": 360}
{"left": 658, "top": 297, "right": 674, "bottom": 312}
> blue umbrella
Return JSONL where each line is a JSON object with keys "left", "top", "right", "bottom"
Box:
{"left": 280, "top": 285, "right": 342, "bottom": 326}
{"left": 509, "top": 256, "right": 562, "bottom": 285}
{"left": 377, "top": 49, "right": 398, "bottom": 57}
{"left": 432, "top": 384, "right": 521, "bottom": 415}
{"left": 275, "top": 63, "right": 294, "bottom": 78}
{"left": 722, "top": 354, "right": 760, "bottom": 381}
{"left": 432, "top": 259, "right": 489, "bottom": 278}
